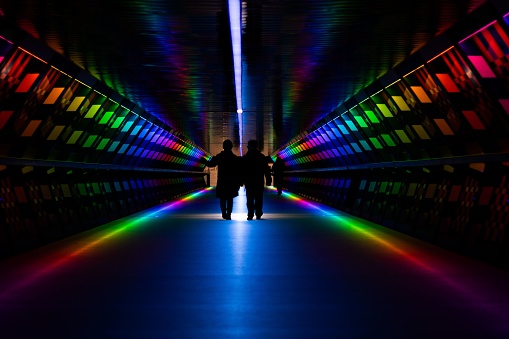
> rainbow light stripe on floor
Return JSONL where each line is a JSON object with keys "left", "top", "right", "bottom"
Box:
{"left": 0, "top": 187, "right": 211, "bottom": 300}
{"left": 282, "top": 190, "right": 509, "bottom": 327}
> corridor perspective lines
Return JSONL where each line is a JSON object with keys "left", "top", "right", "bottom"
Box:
{"left": 1, "top": 187, "right": 509, "bottom": 338}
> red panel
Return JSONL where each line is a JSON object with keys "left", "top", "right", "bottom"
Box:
{"left": 15, "top": 73, "right": 39, "bottom": 93}
{"left": 436, "top": 73, "right": 460, "bottom": 92}
{"left": 0, "top": 110, "right": 13, "bottom": 129}
{"left": 462, "top": 110, "right": 486, "bottom": 129}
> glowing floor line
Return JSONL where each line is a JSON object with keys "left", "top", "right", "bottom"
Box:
{"left": 0, "top": 188, "right": 211, "bottom": 299}
{"left": 283, "top": 190, "right": 509, "bottom": 327}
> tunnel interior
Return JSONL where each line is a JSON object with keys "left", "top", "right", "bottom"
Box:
{"left": 0, "top": 0, "right": 509, "bottom": 269}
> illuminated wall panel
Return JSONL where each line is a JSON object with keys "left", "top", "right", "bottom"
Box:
{"left": 0, "top": 37, "right": 208, "bottom": 171}
{"left": 275, "top": 7, "right": 509, "bottom": 268}
{"left": 0, "top": 165, "right": 205, "bottom": 257}
{"left": 0, "top": 21, "right": 210, "bottom": 257}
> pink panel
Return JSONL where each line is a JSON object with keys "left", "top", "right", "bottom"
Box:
{"left": 468, "top": 56, "right": 496, "bottom": 78}
{"left": 499, "top": 99, "right": 509, "bottom": 115}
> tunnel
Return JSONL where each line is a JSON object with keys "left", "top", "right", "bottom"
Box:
{"left": 1, "top": 0, "right": 509, "bottom": 337}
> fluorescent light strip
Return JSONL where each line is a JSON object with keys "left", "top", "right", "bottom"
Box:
{"left": 228, "top": 0, "right": 242, "bottom": 113}
{"left": 228, "top": 0, "right": 243, "bottom": 153}
{"left": 458, "top": 20, "right": 497, "bottom": 44}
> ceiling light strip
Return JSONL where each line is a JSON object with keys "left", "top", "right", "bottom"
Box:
{"left": 228, "top": 0, "right": 243, "bottom": 154}
{"left": 228, "top": 0, "right": 243, "bottom": 113}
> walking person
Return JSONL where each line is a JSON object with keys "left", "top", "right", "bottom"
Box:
{"left": 203, "top": 139, "right": 241, "bottom": 220}
{"left": 241, "top": 140, "right": 272, "bottom": 220}
{"left": 271, "top": 155, "right": 285, "bottom": 195}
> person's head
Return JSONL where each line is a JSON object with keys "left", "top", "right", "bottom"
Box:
{"left": 223, "top": 139, "right": 233, "bottom": 151}
{"left": 247, "top": 140, "right": 258, "bottom": 150}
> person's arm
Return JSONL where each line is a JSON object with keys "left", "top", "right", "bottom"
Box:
{"left": 203, "top": 155, "right": 218, "bottom": 167}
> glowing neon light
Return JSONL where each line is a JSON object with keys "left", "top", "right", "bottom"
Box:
{"left": 19, "top": 47, "right": 48, "bottom": 64}
{"left": 228, "top": 0, "right": 242, "bottom": 113}
{"left": 282, "top": 192, "right": 509, "bottom": 326}
{"left": 458, "top": 20, "right": 497, "bottom": 44}
{"left": 0, "top": 188, "right": 212, "bottom": 299}
{"left": 229, "top": 0, "right": 243, "bottom": 154}
{"left": 426, "top": 46, "right": 454, "bottom": 63}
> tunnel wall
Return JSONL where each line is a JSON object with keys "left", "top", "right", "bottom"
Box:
{"left": 284, "top": 162, "right": 509, "bottom": 268}
{"left": 0, "top": 19, "right": 209, "bottom": 257}
{"left": 277, "top": 2, "right": 509, "bottom": 268}
{"left": 0, "top": 165, "right": 205, "bottom": 257}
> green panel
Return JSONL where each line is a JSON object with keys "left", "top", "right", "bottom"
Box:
{"left": 354, "top": 116, "right": 369, "bottom": 128}
{"left": 96, "top": 138, "right": 110, "bottom": 150}
{"left": 99, "top": 111, "right": 115, "bottom": 124}
{"left": 83, "top": 135, "right": 98, "bottom": 147}
{"left": 369, "top": 137, "right": 383, "bottom": 149}
{"left": 111, "top": 117, "right": 125, "bottom": 129}
{"left": 381, "top": 134, "right": 396, "bottom": 146}
{"left": 364, "top": 110, "right": 380, "bottom": 123}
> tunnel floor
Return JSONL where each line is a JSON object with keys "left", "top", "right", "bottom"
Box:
{"left": 1, "top": 187, "right": 509, "bottom": 338}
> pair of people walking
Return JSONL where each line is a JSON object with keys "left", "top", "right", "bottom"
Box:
{"left": 204, "top": 139, "right": 272, "bottom": 220}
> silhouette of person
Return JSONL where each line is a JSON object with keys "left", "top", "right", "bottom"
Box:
{"left": 203, "top": 139, "right": 241, "bottom": 220}
{"left": 241, "top": 140, "right": 271, "bottom": 220}
{"left": 271, "top": 155, "right": 285, "bottom": 195}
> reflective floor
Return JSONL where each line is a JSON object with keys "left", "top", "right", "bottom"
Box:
{"left": 1, "top": 187, "right": 509, "bottom": 338}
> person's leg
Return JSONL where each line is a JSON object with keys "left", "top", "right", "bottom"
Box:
{"left": 220, "top": 198, "right": 227, "bottom": 219}
{"left": 254, "top": 189, "right": 263, "bottom": 219}
{"left": 225, "top": 198, "right": 233, "bottom": 219}
{"left": 276, "top": 177, "right": 283, "bottom": 195}
{"left": 246, "top": 188, "right": 255, "bottom": 220}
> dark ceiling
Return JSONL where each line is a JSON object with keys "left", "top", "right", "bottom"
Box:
{"left": 0, "top": 0, "right": 488, "bottom": 156}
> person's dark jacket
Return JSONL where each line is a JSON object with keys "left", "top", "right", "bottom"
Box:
{"left": 272, "top": 157, "right": 285, "bottom": 186}
{"left": 241, "top": 149, "right": 271, "bottom": 192}
{"left": 206, "top": 150, "right": 241, "bottom": 198}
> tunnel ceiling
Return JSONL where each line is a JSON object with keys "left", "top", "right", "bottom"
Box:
{"left": 0, "top": 0, "right": 487, "bottom": 155}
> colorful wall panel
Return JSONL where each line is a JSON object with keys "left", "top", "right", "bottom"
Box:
{"left": 0, "top": 32, "right": 209, "bottom": 170}
{"left": 275, "top": 6, "right": 509, "bottom": 268}
{"left": 0, "top": 164, "right": 205, "bottom": 257}
{"left": 0, "top": 20, "right": 210, "bottom": 257}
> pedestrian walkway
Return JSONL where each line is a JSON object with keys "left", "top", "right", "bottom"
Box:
{"left": 1, "top": 187, "right": 509, "bottom": 338}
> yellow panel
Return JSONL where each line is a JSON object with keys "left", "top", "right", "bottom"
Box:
{"left": 412, "top": 125, "right": 430, "bottom": 140}
{"left": 22, "top": 166, "right": 34, "bottom": 174}
{"left": 21, "top": 120, "right": 42, "bottom": 137}
{"left": 410, "top": 86, "right": 432, "bottom": 103}
{"left": 66, "top": 96, "right": 85, "bottom": 112}
{"left": 434, "top": 119, "right": 454, "bottom": 135}
{"left": 85, "top": 104, "right": 101, "bottom": 118}
{"left": 469, "top": 163, "right": 485, "bottom": 172}
{"left": 44, "top": 87, "right": 65, "bottom": 104}
{"left": 443, "top": 165, "right": 454, "bottom": 173}
{"left": 376, "top": 104, "right": 393, "bottom": 117}
{"left": 47, "top": 125, "right": 65, "bottom": 140}
{"left": 66, "top": 131, "right": 83, "bottom": 144}
{"left": 395, "top": 130, "right": 411, "bottom": 143}
{"left": 392, "top": 96, "right": 411, "bottom": 111}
